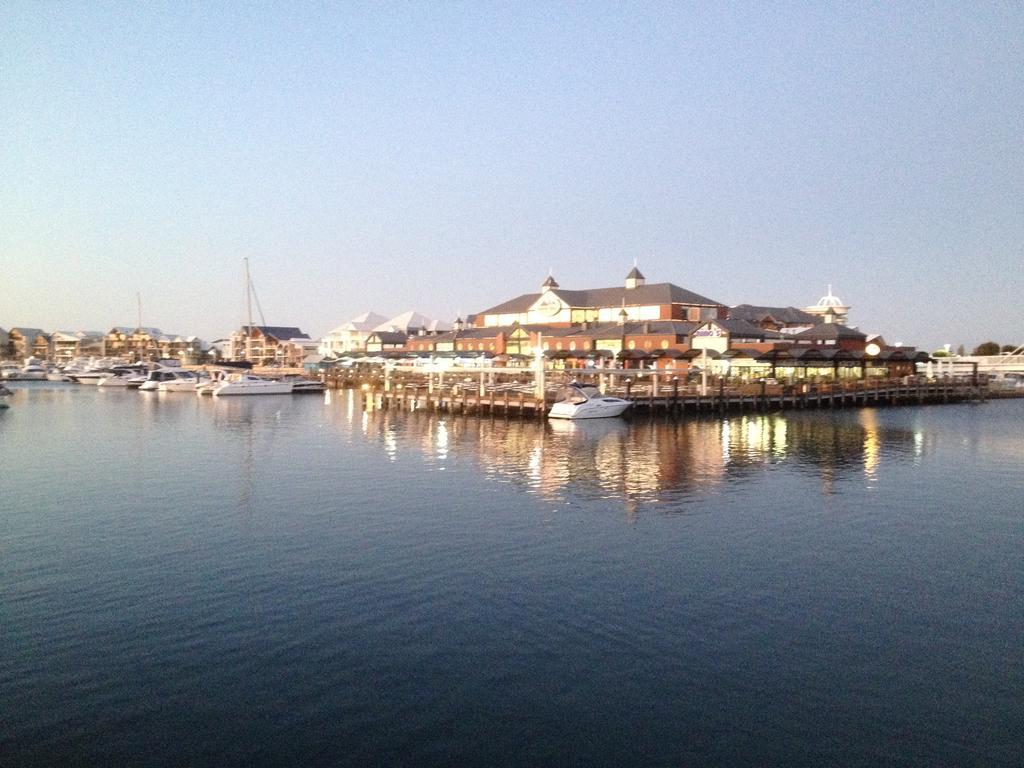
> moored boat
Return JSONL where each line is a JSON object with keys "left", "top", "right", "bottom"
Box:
{"left": 282, "top": 375, "right": 325, "bottom": 393}
{"left": 97, "top": 364, "right": 150, "bottom": 388}
{"left": 211, "top": 373, "right": 293, "bottom": 396}
{"left": 548, "top": 383, "right": 631, "bottom": 420}
{"left": 138, "top": 369, "right": 189, "bottom": 391}
{"left": 158, "top": 371, "right": 205, "bottom": 392}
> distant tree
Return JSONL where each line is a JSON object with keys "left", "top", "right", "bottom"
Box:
{"left": 956, "top": 345, "right": 966, "bottom": 356}
{"left": 973, "top": 341, "right": 1001, "bottom": 356}
{"left": 932, "top": 350, "right": 949, "bottom": 358}
{"left": 1002, "top": 344, "right": 1020, "bottom": 353}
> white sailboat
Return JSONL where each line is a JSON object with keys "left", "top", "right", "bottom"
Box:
{"left": 211, "top": 259, "right": 294, "bottom": 396}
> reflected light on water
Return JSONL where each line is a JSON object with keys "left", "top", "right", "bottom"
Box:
{"left": 321, "top": 391, "right": 941, "bottom": 514}
{"left": 860, "top": 410, "right": 881, "bottom": 482}
{"left": 435, "top": 420, "right": 449, "bottom": 463}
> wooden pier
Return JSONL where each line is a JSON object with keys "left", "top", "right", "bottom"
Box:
{"left": 321, "top": 366, "right": 990, "bottom": 418}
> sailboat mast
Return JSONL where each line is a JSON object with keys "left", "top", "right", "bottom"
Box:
{"left": 244, "top": 258, "right": 254, "bottom": 361}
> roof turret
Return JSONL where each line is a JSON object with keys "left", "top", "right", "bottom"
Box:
{"left": 625, "top": 264, "right": 646, "bottom": 289}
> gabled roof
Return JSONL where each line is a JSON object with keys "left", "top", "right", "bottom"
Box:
{"left": 729, "top": 305, "right": 819, "bottom": 325}
{"left": 374, "top": 311, "right": 451, "bottom": 333}
{"left": 478, "top": 281, "right": 724, "bottom": 316}
{"left": 10, "top": 327, "right": 48, "bottom": 338}
{"left": 792, "top": 323, "right": 866, "bottom": 341}
{"left": 366, "top": 331, "right": 407, "bottom": 344}
{"left": 325, "top": 311, "right": 389, "bottom": 335}
{"left": 245, "top": 326, "right": 308, "bottom": 341}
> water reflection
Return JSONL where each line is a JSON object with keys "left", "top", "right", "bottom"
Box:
{"left": 328, "top": 391, "right": 930, "bottom": 511}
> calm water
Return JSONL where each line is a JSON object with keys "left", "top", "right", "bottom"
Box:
{"left": 1, "top": 383, "right": 1022, "bottom": 767}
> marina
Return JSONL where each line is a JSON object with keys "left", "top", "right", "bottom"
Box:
{"left": 3, "top": 4, "right": 1022, "bottom": 764}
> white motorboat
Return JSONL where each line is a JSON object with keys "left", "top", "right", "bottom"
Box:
{"left": 97, "top": 365, "right": 150, "bottom": 387}
{"left": 158, "top": 371, "right": 205, "bottom": 392}
{"left": 195, "top": 368, "right": 240, "bottom": 395}
{"left": 211, "top": 373, "right": 293, "bottom": 396}
{"left": 282, "top": 375, "right": 325, "bottom": 393}
{"left": 137, "top": 369, "right": 187, "bottom": 391}
{"left": 69, "top": 368, "right": 114, "bottom": 384}
{"left": 18, "top": 363, "right": 48, "bottom": 381}
{"left": 1, "top": 363, "right": 22, "bottom": 380}
{"left": 548, "top": 384, "right": 631, "bottom": 420}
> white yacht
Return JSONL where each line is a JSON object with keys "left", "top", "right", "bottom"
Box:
{"left": 282, "top": 374, "right": 325, "bottom": 393}
{"left": 211, "top": 373, "right": 293, "bottom": 396}
{"left": 138, "top": 369, "right": 187, "bottom": 391}
{"left": 548, "top": 384, "right": 631, "bottom": 420}
{"left": 158, "top": 371, "right": 205, "bottom": 392}
{"left": 97, "top": 365, "right": 150, "bottom": 387}
{"left": 18, "top": 363, "right": 48, "bottom": 381}
{"left": 0, "top": 363, "right": 18, "bottom": 380}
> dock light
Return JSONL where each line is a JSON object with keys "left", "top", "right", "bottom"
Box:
{"left": 865, "top": 343, "right": 881, "bottom": 357}
{"left": 361, "top": 383, "right": 370, "bottom": 391}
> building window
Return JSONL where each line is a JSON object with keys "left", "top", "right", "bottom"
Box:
{"left": 628, "top": 340, "right": 636, "bottom": 349}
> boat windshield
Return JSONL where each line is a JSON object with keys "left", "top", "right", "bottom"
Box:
{"left": 555, "top": 385, "right": 600, "bottom": 404}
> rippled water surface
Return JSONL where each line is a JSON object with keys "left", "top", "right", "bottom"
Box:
{"left": 1, "top": 383, "right": 1022, "bottom": 766}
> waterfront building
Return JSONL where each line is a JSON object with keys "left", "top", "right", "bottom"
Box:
{"left": 364, "top": 331, "right": 408, "bottom": 353}
{"left": 280, "top": 338, "right": 320, "bottom": 367}
{"left": 158, "top": 335, "right": 204, "bottom": 364}
{"left": 474, "top": 268, "right": 727, "bottom": 328}
{"left": 50, "top": 330, "right": 106, "bottom": 361}
{"left": 7, "top": 328, "right": 50, "bottom": 361}
{"left": 208, "top": 339, "right": 231, "bottom": 361}
{"left": 229, "top": 326, "right": 309, "bottom": 364}
{"left": 790, "top": 322, "right": 867, "bottom": 351}
{"left": 103, "top": 327, "right": 167, "bottom": 361}
{"left": 101, "top": 327, "right": 200, "bottom": 362}
{"left": 318, "top": 311, "right": 389, "bottom": 356}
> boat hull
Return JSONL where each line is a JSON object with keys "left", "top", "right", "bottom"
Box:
{"left": 548, "top": 399, "right": 631, "bottom": 419}
{"left": 212, "top": 381, "right": 293, "bottom": 396}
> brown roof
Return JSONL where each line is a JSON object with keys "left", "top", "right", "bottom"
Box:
{"left": 792, "top": 324, "right": 867, "bottom": 341}
{"left": 478, "top": 282, "right": 724, "bottom": 316}
{"left": 729, "top": 305, "right": 819, "bottom": 325}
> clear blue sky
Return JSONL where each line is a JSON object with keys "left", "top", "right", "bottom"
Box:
{"left": 2, "top": 1, "right": 1021, "bottom": 350}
